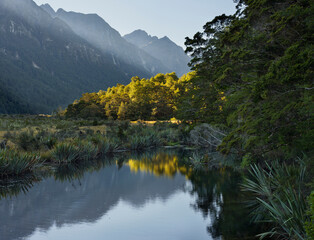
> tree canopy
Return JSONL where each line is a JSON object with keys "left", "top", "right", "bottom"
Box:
{"left": 65, "top": 72, "right": 195, "bottom": 121}
{"left": 181, "top": 0, "right": 313, "bottom": 158}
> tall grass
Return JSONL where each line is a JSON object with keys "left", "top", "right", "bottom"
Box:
{"left": 90, "top": 134, "right": 121, "bottom": 154}
{"left": 129, "top": 134, "right": 161, "bottom": 150}
{"left": 241, "top": 161, "right": 308, "bottom": 240}
{"left": 305, "top": 192, "right": 314, "bottom": 239}
{"left": 0, "top": 149, "right": 42, "bottom": 177}
{"left": 51, "top": 141, "right": 98, "bottom": 164}
{"left": 76, "top": 141, "right": 98, "bottom": 161}
{"left": 51, "top": 143, "right": 80, "bottom": 164}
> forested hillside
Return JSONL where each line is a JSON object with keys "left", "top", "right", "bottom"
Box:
{"left": 0, "top": 85, "right": 32, "bottom": 114}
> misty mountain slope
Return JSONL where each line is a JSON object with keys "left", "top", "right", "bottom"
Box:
{"left": 124, "top": 30, "right": 190, "bottom": 77}
{"left": 40, "top": 3, "right": 56, "bottom": 17}
{"left": 41, "top": 6, "right": 171, "bottom": 76}
{"left": 0, "top": 84, "right": 32, "bottom": 114}
{"left": 0, "top": 0, "right": 137, "bottom": 113}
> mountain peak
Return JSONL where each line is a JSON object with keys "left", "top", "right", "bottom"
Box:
{"left": 160, "top": 36, "right": 171, "bottom": 42}
{"left": 132, "top": 29, "right": 149, "bottom": 36}
{"left": 124, "top": 30, "right": 158, "bottom": 48}
{"left": 40, "top": 3, "right": 56, "bottom": 17}
{"left": 41, "top": 3, "right": 54, "bottom": 11}
{"left": 55, "top": 9, "right": 112, "bottom": 30}
{"left": 124, "top": 30, "right": 190, "bottom": 77}
{"left": 56, "top": 8, "right": 66, "bottom": 14}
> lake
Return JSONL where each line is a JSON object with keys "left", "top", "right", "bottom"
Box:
{"left": 0, "top": 150, "right": 258, "bottom": 240}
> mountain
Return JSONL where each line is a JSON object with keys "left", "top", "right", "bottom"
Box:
{"left": 40, "top": 3, "right": 56, "bottom": 17}
{"left": 0, "top": 85, "right": 32, "bottom": 114}
{"left": 41, "top": 6, "right": 171, "bottom": 76}
{"left": 124, "top": 30, "right": 190, "bottom": 77}
{"left": 0, "top": 0, "right": 149, "bottom": 113}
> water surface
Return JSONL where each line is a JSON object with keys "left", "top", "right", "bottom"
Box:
{"left": 0, "top": 151, "right": 257, "bottom": 240}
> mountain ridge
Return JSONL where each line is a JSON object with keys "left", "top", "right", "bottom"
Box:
{"left": 0, "top": 0, "right": 140, "bottom": 113}
{"left": 42, "top": 6, "right": 171, "bottom": 76}
{"left": 124, "top": 30, "right": 190, "bottom": 77}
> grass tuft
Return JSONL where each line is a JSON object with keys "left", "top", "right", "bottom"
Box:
{"left": 0, "top": 149, "right": 42, "bottom": 177}
{"left": 241, "top": 160, "right": 308, "bottom": 240}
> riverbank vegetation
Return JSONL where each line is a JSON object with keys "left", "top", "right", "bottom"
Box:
{"left": 0, "top": 0, "right": 313, "bottom": 239}
{"left": 0, "top": 115, "right": 208, "bottom": 176}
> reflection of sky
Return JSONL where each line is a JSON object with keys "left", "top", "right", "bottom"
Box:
{"left": 0, "top": 156, "right": 214, "bottom": 240}
{"left": 29, "top": 192, "right": 212, "bottom": 240}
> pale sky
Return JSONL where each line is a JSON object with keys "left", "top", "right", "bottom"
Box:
{"left": 33, "top": 0, "right": 237, "bottom": 48}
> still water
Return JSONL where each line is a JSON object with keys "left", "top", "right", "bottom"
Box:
{"left": 0, "top": 151, "right": 257, "bottom": 240}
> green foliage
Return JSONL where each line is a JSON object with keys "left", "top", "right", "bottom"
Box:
{"left": 129, "top": 135, "right": 161, "bottom": 150}
{"left": 65, "top": 72, "right": 185, "bottom": 121}
{"left": 242, "top": 161, "right": 308, "bottom": 239}
{"left": 241, "top": 153, "right": 255, "bottom": 169}
{"left": 13, "top": 129, "right": 57, "bottom": 151}
{"left": 181, "top": 0, "right": 313, "bottom": 158}
{"left": 51, "top": 143, "right": 81, "bottom": 164}
{"left": 0, "top": 149, "right": 41, "bottom": 177}
{"left": 305, "top": 192, "right": 314, "bottom": 240}
{"left": 94, "top": 137, "right": 121, "bottom": 154}
{"left": 51, "top": 141, "right": 98, "bottom": 164}
{"left": 16, "top": 130, "right": 40, "bottom": 151}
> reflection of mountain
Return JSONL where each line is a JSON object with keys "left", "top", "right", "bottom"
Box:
{"left": 0, "top": 164, "right": 186, "bottom": 240}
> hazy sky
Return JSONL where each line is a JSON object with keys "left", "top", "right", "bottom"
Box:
{"left": 33, "top": 0, "right": 237, "bottom": 48}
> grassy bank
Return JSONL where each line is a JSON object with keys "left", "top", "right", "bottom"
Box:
{"left": 0, "top": 115, "right": 312, "bottom": 239}
{"left": 0, "top": 115, "right": 212, "bottom": 178}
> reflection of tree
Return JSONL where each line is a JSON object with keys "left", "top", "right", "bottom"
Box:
{"left": 124, "top": 150, "right": 260, "bottom": 239}
{"left": 126, "top": 152, "right": 192, "bottom": 178}
{"left": 188, "top": 168, "right": 259, "bottom": 240}
{"left": 0, "top": 150, "right": 185, "bottom": 198}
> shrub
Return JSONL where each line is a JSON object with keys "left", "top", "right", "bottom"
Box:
{"left": 242, "top": 161, "right": 307, "bottom": 240}
{"left": 157, "top": 128, "right": 180, "bottom": 145}
{"left": 76, "top": 141, "right": 98, "bottom": 161}
{"left": 52, "top": 141, "right": 99, "bottom": 164}
{"left": 51, "top": 143, "right": 80, "bottom": 164}
{"left": 16, "top": 130, "right": 39, "bottom": 151}
{"left": 129, "top": 134, "right": 161, "bottom": 150}
{"left": 96, "top": 137, "right": 120, "bottom": 154}
{"left": 39, "top": 135, "right": 57, "bottom": 150}
{"left": 305, "top": 192, "right": 314, "bottom": 240}
{"left": 0, "top": 149, "right": 41, "bottom": 177}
